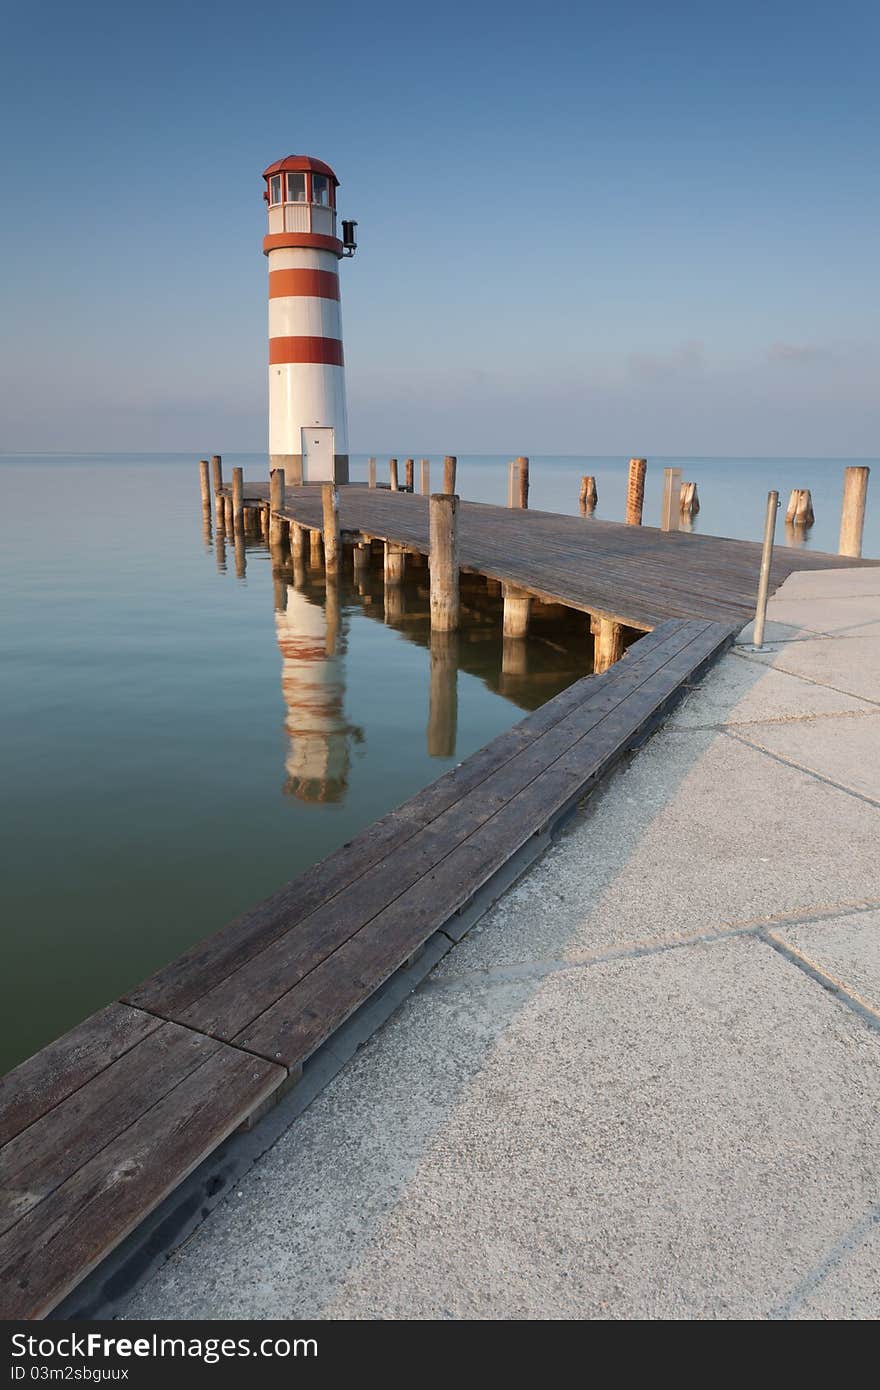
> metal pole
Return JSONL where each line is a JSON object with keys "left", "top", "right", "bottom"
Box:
{"left": 752, "top": 490, "right": 780, "bottom": 650}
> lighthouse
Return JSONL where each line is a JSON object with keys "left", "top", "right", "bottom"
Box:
{"left": 263, "top": 155, "right": 357, "bottom": 485}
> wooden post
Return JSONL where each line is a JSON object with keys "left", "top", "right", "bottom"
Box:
{"left": 785, "top": 488, "right": 813, "bottom": 527}
{"left": 321, "top": 483, "right": 340, "bottom": 573}
{"left": 660, "top": 467, "right": 682, "bottom": 532}
{"left": 353, "top": 540, "right": 370, "bottom": 586}
{"left": 232, "top": 467, "right": 244, "bottom": 533}
{"left": 211, "top": 454, "right": 223, "bottom": 504}
{"left": 443, "top": 455, "right": 457, "bottom": 494}
{"left": 368, "top": 457, "right": 377, "bottom": 489}
{"left": 427, "top": 630, "right": 458, "bottom": 758}
{"left": 224, "top": 493, "right": 234, "bottom": 534}
{"left": 593, "top": 617, "right": 624, "bottom": 673}
{"left": 625, "top": 457, "right": 646, "bottom": 526}
{"left": 290, "top": 521, "right": 306, "bottom": 563}
{"left": 680, "top": 481, "right": 700, "bottom": 516}
{"left": 269, "top": 468, "right": 285, "bottom": 547}
{"left": 384, "top": 541, "right": 405, "bottom": 585}
{"left": 389, "top": 458, "right": 399, "bottom": 491}
{"left": 404, "top": 458, "right": 414, "bottom": 492}
{"left": 839, "top": 466, "right": 869, "bottom": 557}
{"left": 502, "top": 584, "right": 531, "bottom": 638}
{"left": 198, "top": 458, "right": 211, "bottom": 514}
{"left": 515, "top": 456, "right": 529, "bottom": 509}
{"left": 309, "top": 529, "right": 323, "bottom": 569}
{"left": 580, "top": 476, "right": 597, "bottom": 514}
{"left": 429, "top": 493, "right": 459, "bottom": 631}
{"left": 420, "top": 458, "right": 430, "bottom": 495}
{"left": 260, "top": 504, "right": 270, "bottom": 540}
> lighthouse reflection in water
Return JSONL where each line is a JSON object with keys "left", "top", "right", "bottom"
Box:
{"left": 275, "top": 577, "right": 361, "bottom": 802}
{"left": 268, "top": 549, "right": 591, "bottom": 811}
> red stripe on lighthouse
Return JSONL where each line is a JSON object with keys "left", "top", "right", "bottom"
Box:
{"left": 268, "top": 269, "right": 340, "bottom": 300}
{"left": 269, "top": 336, "right": 344, "bottom": 366}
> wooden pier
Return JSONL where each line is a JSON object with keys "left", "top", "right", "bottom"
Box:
{"left": 1, "top": 464, "right": 876, "bottom": 1319}
{"left": 261, "top": 483, "right": 866, "bottom": 631}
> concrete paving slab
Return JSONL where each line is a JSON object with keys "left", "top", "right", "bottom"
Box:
{"left": 774, "top": 908, "right": 880, "bottom": 1017}
{"left": 761, "top": 596, "right": 880, "bottom": 637}
{"left": 787, "top": 1215, "right": 880, "bottom": 1319}
{"left": 126, "top": 938, "right": 880, "bottom": 1321}
{"left": 431, "top": 725, "right": 880, "bottom": 974}
{"left": 778, "top": 568, "right": 880, "bottom": 599}
{"left": 736, "top": 619, "right": 827, "bottom": 645}
{"left": 733, "top": 713, "right": 880, "bottom": 800}
{"left": 738, "top": 635, "right": 880, "bottom": 705}
{"left": 669, "top": 652, "right": 875, "bottom": 729}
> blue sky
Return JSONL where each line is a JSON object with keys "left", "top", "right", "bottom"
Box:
{"left": 1, "top": 0, "right": 878, "bottom": 454}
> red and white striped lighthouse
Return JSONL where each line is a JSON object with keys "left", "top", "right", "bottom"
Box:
{"left": 263, "top": 155, "right": 357, "bottom": 485}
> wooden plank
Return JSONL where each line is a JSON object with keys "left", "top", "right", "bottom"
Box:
{"left": 171, "top": 625, "right": 719, "bottom": 1041}
{"left": 234, "top": 621, "right": 733, "bottom": 1066}
{"left": 0, "top": 1023, "right": 226, "bottom": 1236}
{"left": 0, "top": 1004, "right": 161, "bottom": 1148}
{"left": 0, "top": 1044, "right": 285, "bottom": 1320}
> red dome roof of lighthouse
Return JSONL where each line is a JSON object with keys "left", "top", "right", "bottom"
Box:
{"left": 263, "top": 155, "right": 339, "bottom": 185}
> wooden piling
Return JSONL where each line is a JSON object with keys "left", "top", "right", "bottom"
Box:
{"left": 353, "top": 540, "right": 370, "bottom": 584}
{"left": 443, "top": 455, "right": 457, "bottom": 495}
{"left": 593, "top": 617, "right": 624, "bottom": 673}
{"left": 198, "top": 458, "right": 211, "bottom": 514}
{"left": 232, "top": 467, "right": 244, "bottom": 533}
{"left": 384, "top": 541, "right": 406, "bottom": 586}
{"left": 224, "top": 493, "right": 234, "bottom": 534}
{"left": 429, "top": 493, "right": 460, "bottom": 631}
{"left": 260, "top": 504, "right": 270, "bottom": 540}
{"left": 368, "top": 457, "right": 377, "bottom": 489}
{"left": 785, "top": 488, "right": 813, "bottom": 527}
{"left": 309, "top": 529, "right": 323, "bottom": 569}
{"left": 507, "top": 456, "right": 530, "bottom": 509}
{"left": 680, "top": 481, "right": 700, "bottom": 516}
{"left": 660, "top": 468, "right": 682, "bottom": 532}
{"left": 404, "top": 458, "right": 414, "bottom": 492}
{"left": 840, "top": 466, "right": 870, "bottom": 557}
{"left": 580, "top": 476, "right": 598, "bottom": 514}
{"left": 269, "top": 469, "right": 285, "bottom": 547}
{"left": 420, "top": 459, "right": 430, "bottom": 495}
{"left": 211, "top": 454, "right": 223, "bottom": 505}
{"left": 322, "top": 483, "right": 340, "bottom": 573}
{"left": 625, "top": 458, "right": 646, "bottom": 526}
{"left": 427, "top": 630, "right": 458, "bottom": 758}
{"left": 290, "top": 521, "right": 306, "bottom": 563}
{"left": 389, "top": 458, "right": 399, "bottom": 491}
{"left": 502, "top": 583, "right": 531, "bottom": 638}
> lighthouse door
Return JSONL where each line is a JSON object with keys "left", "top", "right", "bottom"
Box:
{"left": 302, "top": 427, "right": 335, "bottom": 482}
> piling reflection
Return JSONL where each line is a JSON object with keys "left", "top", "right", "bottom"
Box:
{"left": 428, "top": 631, "right": 459, "bottom": 756}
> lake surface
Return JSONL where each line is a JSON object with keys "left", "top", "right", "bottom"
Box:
{"left": 1, "top": 453, "right": 876, "bottom": 1073}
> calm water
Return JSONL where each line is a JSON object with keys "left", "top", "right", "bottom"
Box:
{"left": 1, "top": 453, "right": 876, "bottom": 1073}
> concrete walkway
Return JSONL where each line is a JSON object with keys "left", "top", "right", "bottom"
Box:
{"left": 129, "top": 567, "right": 880, "bottom": 1321}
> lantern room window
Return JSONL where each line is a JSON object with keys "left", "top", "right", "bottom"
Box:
{"left": 286, "top": 172, "right": 306, "bottom": 202}
{"left": 269, "top": 174, "right": 282, "bottom": 204}
{"left": 312, "top": 174, "right": 329, "bottom": 206}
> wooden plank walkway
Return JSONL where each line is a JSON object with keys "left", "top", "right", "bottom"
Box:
{"left": 0, "top": 617, "right": 734, "bottom": 1318}
{"left": 241, "top": 483, "right": 877, "bottom": 632}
